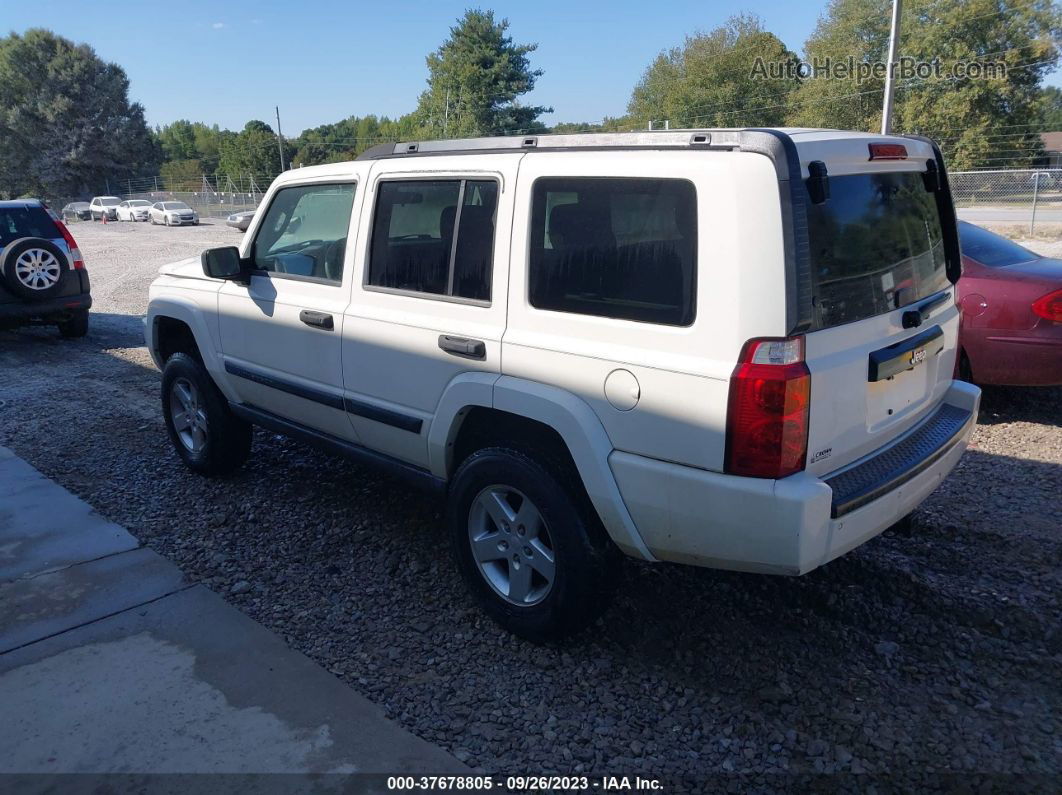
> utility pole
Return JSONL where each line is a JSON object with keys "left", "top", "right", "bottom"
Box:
{"left": 275, "top": 105, "right": 286, "bottom": 171}
{"left": 443, "top": 86, "right": 451, "bottom": 138}
{"left": 881, "top": 0, "right": 902, "bottom": 134}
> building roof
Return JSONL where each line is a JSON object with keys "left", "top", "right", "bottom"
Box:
{"left": 1040, "top": 132, "right": 1062, "bottom": 152}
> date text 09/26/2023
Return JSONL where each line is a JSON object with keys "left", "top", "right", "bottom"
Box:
{"left": 386, "top": 775, "right": 664, "bottom": 791}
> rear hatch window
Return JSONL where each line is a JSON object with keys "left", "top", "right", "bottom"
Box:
{"left": 808, "top": 171, "right": 949, "bottom": 328}
{"left": 0, "top": 206, "right": 58, "bottom": 247}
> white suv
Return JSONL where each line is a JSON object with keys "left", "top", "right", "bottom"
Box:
{"left": 146, "top": 129, "right": 980, "bottom": 639}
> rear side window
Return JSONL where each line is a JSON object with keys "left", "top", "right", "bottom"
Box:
{"left": 529, "top": 178, "right": 697, "bottom": 326}
{"left": 367, "top": 179, "right": 498, "bottom": 301}
{"left": 807, "top": 171, "right": 950, "bottom": 328}
{"left": 252, "top": 183, "right": 356, "bottom": 283}
{"left": 0, "top": 207, "right": 57, "bottom": 246}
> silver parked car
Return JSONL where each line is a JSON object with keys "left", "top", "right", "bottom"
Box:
{"left": 149, "top": 201, "right": 199, "bottom": 226}
{"left": 226, "top": 210, "right": 256, "bottom": 231}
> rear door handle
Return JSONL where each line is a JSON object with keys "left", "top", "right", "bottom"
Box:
{"left": 299, "top": 310, "right": 334, "bottom": 330}
{"left": 438, "top": 335, "right": 486, "bottom": 360}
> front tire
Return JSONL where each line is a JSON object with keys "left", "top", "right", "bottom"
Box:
{"left": 447, "top": 447, "right": 618, "bottom": 641}
{"left": 161, "top": 352, "right": 252, "bottom": 476}
{"left": 57, "top": 308, "right": 89, "bottom": 338}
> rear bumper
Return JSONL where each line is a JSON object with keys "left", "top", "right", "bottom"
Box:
{"left": 609, "top": 380, "right": 980, "bottom": 575}
{"left": 0, "top": 292, "right": 92, "bottom": 323}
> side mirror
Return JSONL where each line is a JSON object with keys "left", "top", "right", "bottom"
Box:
{"left": 201, "top": 246, "right": 246, "bottom": 280}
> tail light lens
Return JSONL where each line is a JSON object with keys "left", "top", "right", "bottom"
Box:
{"left": 868, "top": 143, "right": 908, "bottom": 160}
{"left": 725, "top": 337, "right": 811, "bottom": 479}
{"left": 1031, "top": 289, "right": 1062, "bottom": 323}
{"left": 53, "top": 219, "right": 85, "bottom": 269}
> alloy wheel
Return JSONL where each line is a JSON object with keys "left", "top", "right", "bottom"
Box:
{"left": 468, "top": 485, "right": 556, "bottom": 606}
{"left": 169, "top": 377, "right": 208, "bottom": 453}
{"left": 14, "top": 248, "right": 62, "bottom": 291}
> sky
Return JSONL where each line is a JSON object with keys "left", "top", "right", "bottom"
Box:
{"left": 4, "top": 0, "right": 1059, "bottom": 136}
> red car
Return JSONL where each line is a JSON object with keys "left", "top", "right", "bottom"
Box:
{"left": 956, "top": 221, "right": 1062, "bottom": 385}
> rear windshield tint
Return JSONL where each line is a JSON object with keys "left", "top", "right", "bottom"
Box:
{"left": 958, "top": 221, "right": 1039, "bottom": 268}
{"left": 808, "top": 171, "right": 950, "bottom": 328}
{"left": 0, "top": 206, "right": 57, "bottom": 246}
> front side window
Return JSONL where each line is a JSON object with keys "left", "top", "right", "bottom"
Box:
{"left": 367, "top": 179, "right": 498, "bottom": 301}
{"left": 251, "top": 183, "right": 356, "bottom": 283}
{"left": 529, "top": 177, "right": 697, "bottom": 326}
{"left": 807, "top": 171, "right": 950, "bottom": 328}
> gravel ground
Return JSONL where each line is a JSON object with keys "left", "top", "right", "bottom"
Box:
{"left": 1, "top": 221, "right": 1059, "bottom": 787}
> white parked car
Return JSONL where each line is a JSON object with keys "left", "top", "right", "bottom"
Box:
{"left": 89, "top": 196, "right": 121, "bottom": 221}
{"left": 149, "top": 201, "right": 199, "bottom": 226}
{"left": 117, "top": 199, "right": 152, "bottom": 222}
{"left": 145, "top": 129, "right": 980, "bottom": 639}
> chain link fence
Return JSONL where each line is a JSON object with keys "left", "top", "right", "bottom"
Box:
{"left": 121, "top": 174, "right": 270, "bottom": 220}
{"left": 951, "top": 169, "right": 1062, "bottom": 233}
{"left": 56, "top": 174, "right": 273, "bottom": 223}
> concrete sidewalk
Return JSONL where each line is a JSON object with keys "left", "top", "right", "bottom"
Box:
{"left": 0, "top": 446, "right": 462, "bottom": 777}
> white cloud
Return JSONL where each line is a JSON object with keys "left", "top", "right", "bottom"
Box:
{"left": 212, "top": 22, "right": 224, "bottom": 29}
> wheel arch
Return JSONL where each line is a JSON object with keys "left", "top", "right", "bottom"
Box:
{"left": 146, "top": 298, "right": 235, "bottom": 400}
{"left": 428, "top": 374, "right": 654, "bottom": 561}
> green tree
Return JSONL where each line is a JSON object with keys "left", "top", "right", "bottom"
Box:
{"left": 626, "top": 15, "right": 800, "bottom": 128}
{"left": 550, "top": 117, "right": 629, "bottom": 134}
{"left": 157, "top": 120, "right": 227, "bottom": 173}
{"left": 788, "top": 0, "right": 1061, "bottom": 169}
{"left": 1036, "top": 85, "right": 1062, "bottom": 129}
{"left": 0, "top": 28, "right": 159, "bottom": 199}
{"left": 413, "top": 9, "right": 551, "bottom": 138}
{"left": 290, "top": 114, "right": 419, "bottom": 165}
{"left": 159, "top": 158, "right": 203, "bottom": 191}
{"left": 218, "top": 120, "right": 283, "bottom": 184}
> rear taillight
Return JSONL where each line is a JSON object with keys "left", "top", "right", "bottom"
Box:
{"left": 53, "top": 219, "right": 85, "bottom": 269}
{"left": 1032, "top": 289, "right": 1062, "bottom": 323}
{"left": 724, "top": 337, "right": 811, "bottom": 479}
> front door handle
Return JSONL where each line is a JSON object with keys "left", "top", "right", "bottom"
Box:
{"left": 438, "top": 335, "right": 486, "bottom": 360}
{"left": 299, "top": 310, "right": 334, "bottom": 330}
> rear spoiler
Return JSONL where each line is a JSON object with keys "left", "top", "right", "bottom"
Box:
{"left": 902, "top": 134, "right": 962, "bottom": 286}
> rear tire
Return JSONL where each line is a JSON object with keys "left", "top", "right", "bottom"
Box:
{"left": 161, "top": 352, "right": 252, "bottom": 476}
{"left": 447, "top": 446, "right": 618, "bottom": 641}
{"left": 958, "top": 350, "right": 975, "bottom": 384}
{"left": 0, "top": 237, "right": 68, "bottom": 300}
{"left": 57, "top": 308, "right": 89, "bottom": 338}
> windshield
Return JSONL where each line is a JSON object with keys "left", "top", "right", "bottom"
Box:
{"left": 129, "top": 200, "right": 150, "bottom": 207}
{"left": 100, "top": 197, "right": 120, "bottom": 206}
{"left": 163, "top": 202, "right": 190, "bottom": 210}
{"left": 807, "top": 171, "right": 950, "bottom": 328}
{"left": 958, "top": 221, "right": 1039, "bottom": 267}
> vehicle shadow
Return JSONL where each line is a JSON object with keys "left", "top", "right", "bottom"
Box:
{"left": 976, "top": 384, "right": 1062, "bottom": 427}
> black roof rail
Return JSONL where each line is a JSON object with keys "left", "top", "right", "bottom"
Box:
{"left": 354, "top": 129, "right": 766, "bottom": 160}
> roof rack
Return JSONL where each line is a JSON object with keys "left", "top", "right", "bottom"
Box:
{"left": 356, "top": 129, "right": 754, "bottom": 160}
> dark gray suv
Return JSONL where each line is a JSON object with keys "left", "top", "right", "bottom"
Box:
{"left": 0, "top": 200, "right": 91, "bottom": 337}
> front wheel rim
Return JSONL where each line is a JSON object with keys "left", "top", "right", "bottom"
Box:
{"left": 468, "top": 485, "right": 555, "bottom": 606}
{"left": 14, "top": 248, "right": 61, "bottom": 290}
{"left": 169, "top": 377, "right": 208, "bottom": 453}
